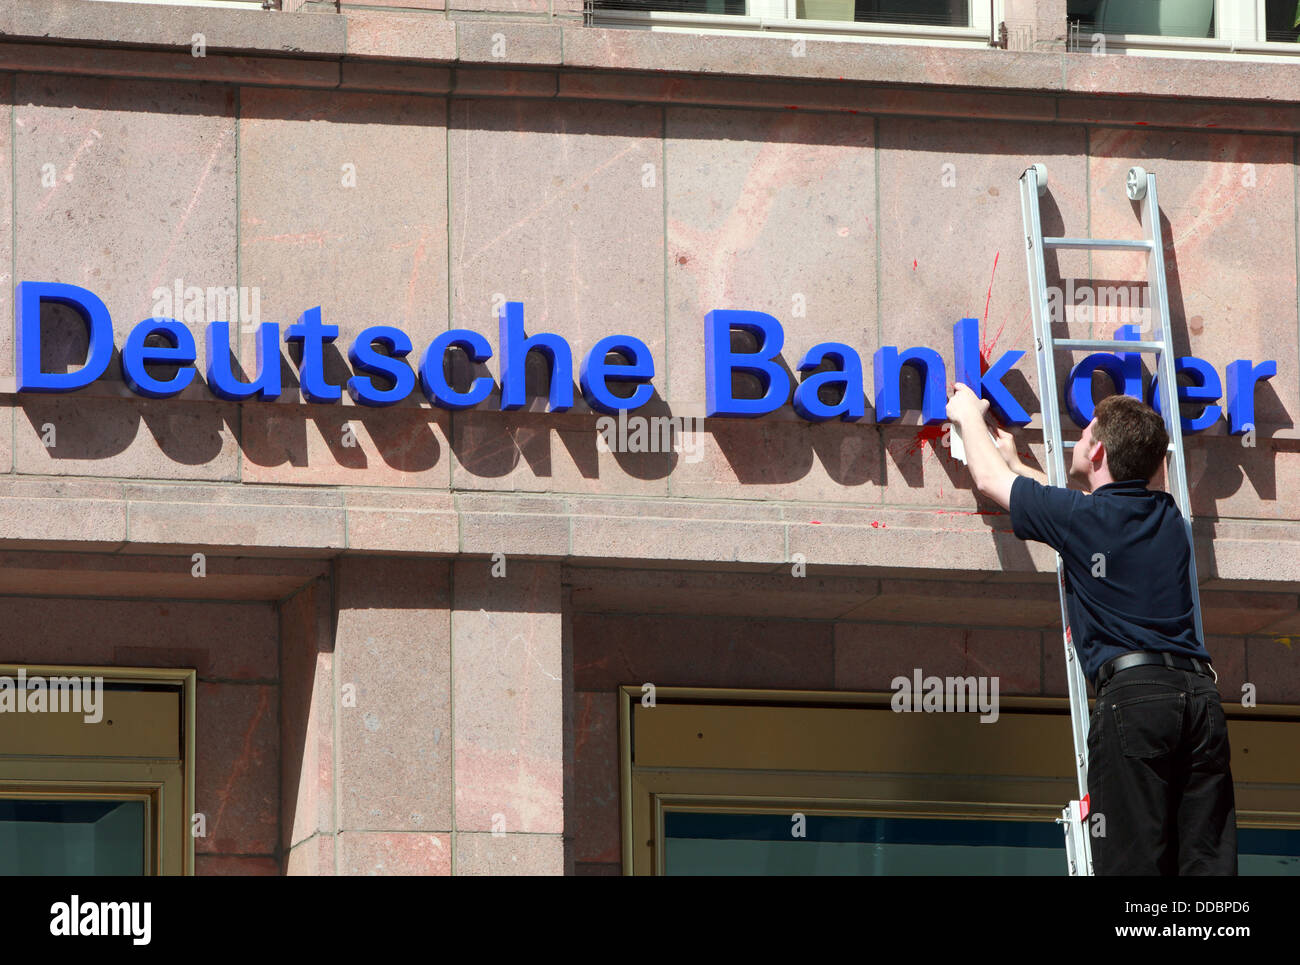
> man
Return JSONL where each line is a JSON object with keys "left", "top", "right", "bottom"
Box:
{"left": 945, "top": 383, "right": 1237, "bottom": 876}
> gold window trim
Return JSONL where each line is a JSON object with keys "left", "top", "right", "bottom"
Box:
{"left": 619, "top": 686, "right": 1300, "bottom": 875}
{"left": 0, "top": 664, "right": 197, "bottom": 876}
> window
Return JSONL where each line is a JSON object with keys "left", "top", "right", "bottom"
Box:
{"left": 0, "top": 666, "right": 196, "bottom": 876}
{"left": 621, "top": 686, "right": 1300, "bottom": 875}
{"left": 663, "top": 811, "right": 1068, "bottom": 874}
{"left": 82, "top": 0, "right": 269, "bottom": 8}
{"left": 1069, "top": 0, "right": 1216, "bottom": 38}
{"left": 1262, "top": 0, "right": 1300, "bottom": 40}
{"left": 0, "top": 800, "right": 148, "bottom": 876}
{"left": 796, "top": 0, "right": 968, "bottom": 27}
{"left": 599, "top": 0, "right": 967, "bottom": 25}
{"left": 1067, "top": 1, "right": 1300, "bottom": 55}
{"left": 588, "top": 0, "right": 992, "bottom": 45}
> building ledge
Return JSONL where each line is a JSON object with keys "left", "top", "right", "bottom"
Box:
{"left": 1, "top": 0, "right": 1299, "bottom": 107}
{"left": 0, "top": 478, "right": 1297, "bottom": 591}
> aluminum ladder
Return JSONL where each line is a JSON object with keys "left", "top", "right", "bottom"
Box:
{"left": 1017, "top": 162, "right": 1206, "bottom": 876}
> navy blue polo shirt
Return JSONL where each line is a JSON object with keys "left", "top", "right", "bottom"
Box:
{"left": 1009, "top": 474, "right": 1210, "bottom": 686}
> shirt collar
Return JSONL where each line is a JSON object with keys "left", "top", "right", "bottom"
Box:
{"left": 1093, "top": 479, "right": 1153, "bottom": 494}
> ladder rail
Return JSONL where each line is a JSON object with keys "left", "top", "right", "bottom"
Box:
{"left": 1019, "top": 164, "right": 1094, "bottom": 876}
{"left": 1142, "top": 174, "right": 1207, "bottom": 647}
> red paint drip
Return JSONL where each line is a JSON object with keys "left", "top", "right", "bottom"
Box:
{"left": 904, "top": 424, "right": 945, "bottom": 457}
{"left": 978, "top": 251, "right": 1006, "bottom": 376}
{"left": 912, "top": 259, "right": 918, "bottom": 271}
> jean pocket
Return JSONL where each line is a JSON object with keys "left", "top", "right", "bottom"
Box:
{"left": 1194, "top": 696, "right": 1231, "bottom": 769}
{"left": 1113, "top": 691, "right": 1185, "bottom": 759}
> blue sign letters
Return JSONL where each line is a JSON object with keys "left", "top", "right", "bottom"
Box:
{"left": 11, "top": 281, "right": 1278, "bottom": 436}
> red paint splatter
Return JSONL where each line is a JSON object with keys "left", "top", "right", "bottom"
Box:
{"left": 676, "top": 255, "right": 689, "bottom": 265}
{"left": 1206, "top": 123, "right": 1218, "bottom": 128}
{"left": 981, "top": 252, "right": 999, "bottom": 328}
{"left": 1135, "top": 121, "right": 1148, "bottom": 125}
{"left": 871, "top": 521, "right": 884, "bottom": 529}
{"left": 904, "top": 424, "right": 945, "bottom": 457}
{"left": 912, "top": 259, "right": 918, "bottom": 270}
{"left": 978, "top": 251, "right": 1005, "bottom": 375}
{"left": 810, "top": 520, "right": 822, "bottom": 525}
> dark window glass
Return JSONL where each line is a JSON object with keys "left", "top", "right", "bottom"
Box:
{"left": 1067, "top": 0, "right": 1215, "bottom": 39}
{"left": 664, "top": 811, "right": 1300, "bottom": 875}
{"left": 592, "top": 0, "right": 747, "bottom": 14}
{"left": 1263, "top": 0, "right": 1300, "bottom": 42}
{"left": 0, "top": 800, "right": 146, "bottom": 876}
{"left": 590, "top": 0, "right": 969, "bottom": 24}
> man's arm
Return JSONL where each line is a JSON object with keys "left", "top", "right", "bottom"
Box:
{"left": 945, "top": 383, "right": 1017, "bottom": 510}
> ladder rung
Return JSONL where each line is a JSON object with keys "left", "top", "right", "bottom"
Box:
{"left": 1053, "top": 338, "right": 1164, "bottom": 352}
{"left": 1043, "top": 237, "right": 1153, "bottom": 251}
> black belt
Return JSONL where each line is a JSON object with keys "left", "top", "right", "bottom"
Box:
{"left": 1095, "top": 651, "right": 1215, "bottom": 690}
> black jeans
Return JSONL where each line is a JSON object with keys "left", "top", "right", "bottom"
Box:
{"left": 1087, "top": 664, "right": 1237, "bottom": 875}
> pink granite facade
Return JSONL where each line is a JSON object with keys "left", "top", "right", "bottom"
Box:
{"left": 0, "top": 0, "right": 1297, "bottom": 874}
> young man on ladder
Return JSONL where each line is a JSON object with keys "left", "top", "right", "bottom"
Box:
{"left": 945, "top": 383, "right": 1238, "bottom": 875}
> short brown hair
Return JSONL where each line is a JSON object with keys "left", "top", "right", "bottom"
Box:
{"left": 1093, "top": 394, "right": 1169, "bottom": 482}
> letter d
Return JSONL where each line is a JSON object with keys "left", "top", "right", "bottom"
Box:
{"left": 16, "top": 282, "right": 114, "bottom": 392}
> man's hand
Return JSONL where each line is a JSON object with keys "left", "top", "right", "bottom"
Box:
{"left": 992, "top": 425, "right": 1022, "bottom": 471}
{"left": 945, "top": 382, "right": 990, "bottom": 428}
{"left": 946, "top": 382, "right": 1016, "bottom": 510}
{"left": 993, "top": 424, "right": 1050, "bottom": 485}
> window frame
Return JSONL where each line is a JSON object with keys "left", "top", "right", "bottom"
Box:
{"left": 0, "top": 664, "right": 197, "bottom": 877}
{"left": 81, "top": 0, "right": 269, "bottom": 8}
{"left": 589, "top": 0, "right": 998, "bottom": 48}
{"left": 619, "top": 684, "right": 1300, "bottom": 876}
{"left": 1071, "top": 0, "right": 1300, "bottom": 60}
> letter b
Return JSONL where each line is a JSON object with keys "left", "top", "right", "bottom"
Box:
{"left": 704, "top": 310, "right": 790, "bottom": 417}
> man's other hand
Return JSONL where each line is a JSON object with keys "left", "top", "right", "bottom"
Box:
{"left": 992, "top": 425, "right": 1022, "bottom": 470}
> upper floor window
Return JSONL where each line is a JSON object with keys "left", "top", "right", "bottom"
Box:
{"left": 599, "top": 0, "right": 968, "bottom": 25}
{"left": 82, "top": 0, "right": 270, "bottom": 7}
{"left": 1067, "top": 0, "right": 1300, "bottom": 54}
{"left": 589, "top": 0, "right": 992, "bottom": 44}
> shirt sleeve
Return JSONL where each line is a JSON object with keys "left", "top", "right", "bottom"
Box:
{"left": 1009, "top": 474, "right": 1081, "bottom": 553}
